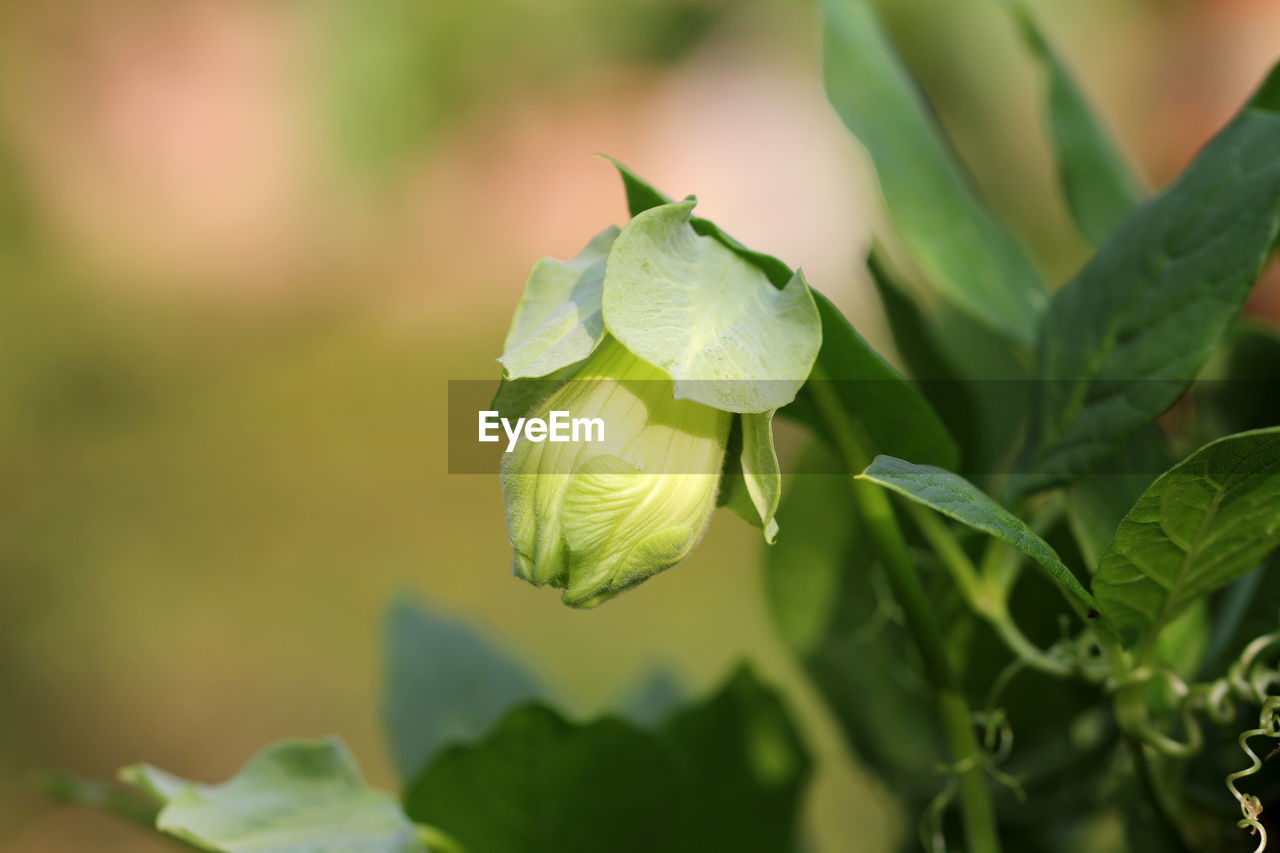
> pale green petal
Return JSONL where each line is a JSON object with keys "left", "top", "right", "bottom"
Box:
{"left": 603, "top": 200, "right": 821, "bottom": 413}
{"left": 501, "top": 337, "right": 731, "bottom": 607}
{"left": 500, "top": 226, "right": 619, "bottom": 380}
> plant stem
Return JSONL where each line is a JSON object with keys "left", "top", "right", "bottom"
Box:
{"left": 903, "top": 487, "right": 1071, "bottom": 678}
{"left": 809, "top": 373, "right": 1002, "bottom": 853}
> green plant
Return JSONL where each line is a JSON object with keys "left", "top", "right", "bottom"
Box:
{"left": 51, "top": 1, "right": 1280, "bottom": 851}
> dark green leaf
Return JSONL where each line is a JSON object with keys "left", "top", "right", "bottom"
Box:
{"left": 404, "top": 669, "right": 809, "bottom": 853}
{"left": 604, "top": 155, "right": 674, "bottom": 218}
{"left": 867, "top": 246, "right": 1028, "bottom": 477}
{"left": 122, "top": 739, "right": 424, "bottom": 853}
{"left": 1093, "top": 427, "right": 1280, "bottom": 648}
{"left": 1011, "top": 4, "right": 1142, "bottom": 244}
{"left": 859, "top": 455, "right": 1101, "bottom": 618}
{"left": 658, "top": 667, "right": 811, "bottom": 851}
{"left": 821, "top": 0, "right": 1044, "bottom": 347}
{"left": 1023, "top": 65, "right": 1280, "bottom": 490}
{"left": 383, "top": 597, "right": 541, "bottom": 783}
{"left": 784, "top": 291, "right": 959, "bottom": 470}
{"left": 406, "top": 705, "right": 671, "bottom": 853}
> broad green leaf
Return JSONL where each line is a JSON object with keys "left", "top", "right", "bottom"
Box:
{"left": 499, "top": 226, "right": 618, "bottom": 380}
{"left": 382, "top": 597, "right": 541, "bottom": 783}
{"left": 657, "top": 668, "right": 810, "bottom": 851}
{"left": 404, "top": 669, "right": 809, "bottom": 853}
{"left": 783, "top": 291, "right": 960, "bottom": 470}
{"left": 859, "top": 455, "right": 1101, "bottom": 618}
{"left": 762, "top": 443, "right": 943, "bottom": 804}
{"left": 1151, "top": 600, "right": 1210, "bottom": 683}
{"left": 821, "top": 0, "right": 1045, "bottom": 347}
{"left": 407, "top": 705, "right": 672, "bottom": 853}
{"left": 1010, "top": 3, "right": 1142, "bottom": 244}
{"left": 602, "top": 199, "right": 822, "bottom": 413}
{"left": 1023, "top": 65, "right": 1280, "bottom": 490}
{"left": 122, "top": 739, "right": 424, "bottom": 853}
{"left": 1092, "top": 428, "right": 1280, "bottom": 648}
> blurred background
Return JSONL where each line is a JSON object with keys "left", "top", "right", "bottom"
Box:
{"left": 2, "top": 0, "right": 1279, "bottom": 849}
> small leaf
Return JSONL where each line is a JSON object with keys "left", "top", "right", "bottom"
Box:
{"left": 1010, "top": 3, "right": 1142, "bottom": 244}
{"left": 821, "top": 0, "right": 1045, "bottom": 347}
{"left": 603, "top": 199, "right": 822, "bottom": 413}
{"left": 499, "top": 226, "right": 618, "bottom": 380}
{"left": 382, "top": 598, "right": 541, "bottom": 783}
{"left": 1023, "top": 63, "right": 1280, "bottom": 490}
{"left": 122, "top": 739, "right": 424, "bottom": 853}
{"left": 1093, "top": 427, "right": 1280, "bottom": 648}
{"left": 715, "top": 411, "right": 783, "bottom": 542}
{"left": 783, "top": 290, "right": 960, "bottom": 471}
{"left": 604, "top": 155, "right": 674, "bottom": 218}
{"left": 738, "top": 410, "right": 782, "bottom": 541}
{"left": 859, "top": 455, "right": 1101, "bottom": 618}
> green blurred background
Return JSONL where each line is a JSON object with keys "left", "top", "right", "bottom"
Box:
{"left": 2, "top": 0, "right": 1278, "bottom": 849}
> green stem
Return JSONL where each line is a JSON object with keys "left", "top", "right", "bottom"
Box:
{"left": 904, "top": 492, "right": 1070, "bottom": 678}
{"left": 809, "top": 373, "right": 1002, "bottom": 853}
{"left": 905, "top": 502, "right": 985, "bottom": 602}
{"left": 986, "top": 602, "right": 1073, "bottom": 678}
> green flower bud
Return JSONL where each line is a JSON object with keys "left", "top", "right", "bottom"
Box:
{"left": 502, "top": 336, "right": 732, "bottom": 608}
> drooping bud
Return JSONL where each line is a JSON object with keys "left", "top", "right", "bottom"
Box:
{"left": 502, "top": 336, "right": 732, "bottom": 608}
{"left": 493, "top": 163, "right": 823, "bottom": 607}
